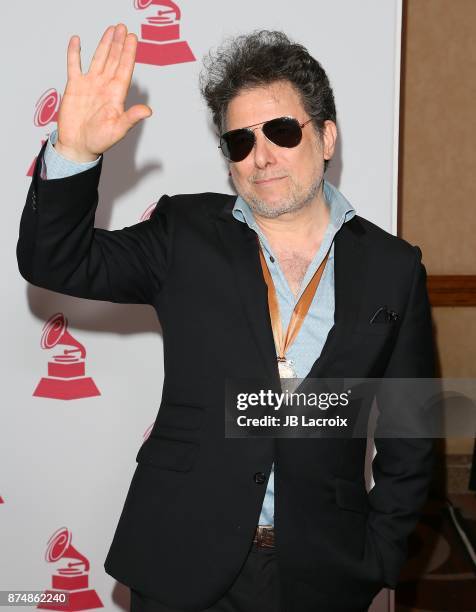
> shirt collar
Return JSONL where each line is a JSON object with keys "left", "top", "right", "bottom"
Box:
{"left": 232, "top": 179, "right": 356, "bottom": 232}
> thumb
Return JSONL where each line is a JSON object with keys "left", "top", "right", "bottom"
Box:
{"left": 121, "top": 104, "right": 153, "bottom": 131}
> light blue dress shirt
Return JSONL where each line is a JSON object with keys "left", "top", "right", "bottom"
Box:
{"left": 41, "top": 128, "right": 356, "bottom": 526}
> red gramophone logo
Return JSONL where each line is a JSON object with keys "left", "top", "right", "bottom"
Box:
{"left": 33, "top": 313, "right": 100, "bottom": 400}
{"left": 140, "top": 202, "right": 157, "bottom": 221}
{"left": 27, "top": 88, "right": 61, "bottom": 176}
{"left": 134, "top": 0, "right": 195, "bottom": 66}
{"left": 37, "top": 527, "right": 103, "bottom": 611}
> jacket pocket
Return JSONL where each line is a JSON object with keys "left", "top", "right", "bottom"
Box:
{"left": 335, "top": 478, "right": 370, "bottom": 514}
{"left": 136, "top": 435, "right": 199, "bottom": 472}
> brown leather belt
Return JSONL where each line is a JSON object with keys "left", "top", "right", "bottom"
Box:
{"left": 253, "top": 525, "right": 275, "bottom": 548}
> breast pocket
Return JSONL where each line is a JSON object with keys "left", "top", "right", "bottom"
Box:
{"left": 352, "top": 321, "right": 398, "bottom": 337}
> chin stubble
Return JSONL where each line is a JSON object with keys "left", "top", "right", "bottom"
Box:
{"left": 241, "top": 174, "right": 323, "bottom": 219}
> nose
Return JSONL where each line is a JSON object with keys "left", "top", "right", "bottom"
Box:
{"left": 252, "top": 128, "right": 277, "bottom": 169}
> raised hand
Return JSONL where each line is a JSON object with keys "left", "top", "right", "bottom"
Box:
{"left": 55, "top": 24, "right": 152, "bottom": 162}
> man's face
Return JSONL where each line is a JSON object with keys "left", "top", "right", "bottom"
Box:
{"left": 225, "top": 80, "right": 336, "bottom": 219}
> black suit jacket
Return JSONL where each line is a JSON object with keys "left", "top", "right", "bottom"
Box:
{"left": 17, "top": 141, "right": 435, "bottom": 611}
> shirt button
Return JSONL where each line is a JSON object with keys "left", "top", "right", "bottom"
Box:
{"left": 269, "top": 256, "right": 275, "bottom": 263}
{"left": 254, "top": 472, "right": 266, "bottom": 484}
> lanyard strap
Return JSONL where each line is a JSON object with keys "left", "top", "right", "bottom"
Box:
{"left": 258, "top": 243, "right": 331, "bottom": 360}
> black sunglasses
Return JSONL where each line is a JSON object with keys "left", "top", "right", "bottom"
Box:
{"left": 219, "top": 115, "right": 314, "bottom": 163}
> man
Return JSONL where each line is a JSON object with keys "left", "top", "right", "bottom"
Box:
{"left": 17, "top": 24, "right": 435, "bottom": 612}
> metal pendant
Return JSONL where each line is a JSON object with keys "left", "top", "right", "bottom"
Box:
{"left": 277, "top": 358, "right": 297, "bottom": 379}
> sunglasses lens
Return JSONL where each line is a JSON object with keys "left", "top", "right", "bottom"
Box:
{"left": 220, "top": 117, "right": 307, "bottom": 162}
{"left": 220, "top": 129, "right": 255, "bottom": 162}
{"left": 263, "top": 117, "right": 303, "bottom": 148}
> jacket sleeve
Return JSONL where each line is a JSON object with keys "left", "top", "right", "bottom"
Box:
{"left": 17, "top": 141, "right": 173, "bottom": 305}
{"left": 367, "top": 245, "right": 436, "bottom": 588}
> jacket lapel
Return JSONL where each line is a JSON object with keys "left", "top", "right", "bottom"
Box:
{"left": 306, "top": 216, "right": 368, "bottom": 379}
{"left": 213, "top": 199, "right": 368, "bottom": 382}
{"left": 214, "top": 198, "right": 280, "bottom": 385}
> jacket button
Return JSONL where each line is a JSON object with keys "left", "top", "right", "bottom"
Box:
{"left": 31, "top": 191, "right": 37, "bottom": 210}
{"left": 254, "top": 472, "right": 266, "bottom": 484}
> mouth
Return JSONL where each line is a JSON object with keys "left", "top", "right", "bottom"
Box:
{"left": 254, "top": 176, "right": 287, "bottom": 185}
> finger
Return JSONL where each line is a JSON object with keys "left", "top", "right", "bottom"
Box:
{"left": 119, "top": 104, "right": 153, "bottom": 133}
{"left": 67, "top": 35, "right": 82, "bottom": 79}
{"left": 114, "top": 34, "right": 138, "bottom": 95}
{"left": 103, "top": 23, "right": 128, "bottom": 80}
{"left": 89, "top": 25, "right": 115, "bottom": 74}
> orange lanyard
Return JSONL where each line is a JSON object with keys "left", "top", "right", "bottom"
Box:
{"left": 258, "top": 244, "right": 331, "bottom": 363}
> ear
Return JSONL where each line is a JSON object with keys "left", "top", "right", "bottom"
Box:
{"left": 322, "top": 120, "right": 337, "bottom": 161}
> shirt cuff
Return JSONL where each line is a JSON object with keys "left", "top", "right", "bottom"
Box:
{"left": 42, "top": 129, "right": 102, "bottom": 179}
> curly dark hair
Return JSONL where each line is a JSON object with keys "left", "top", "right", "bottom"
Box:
{"left": 199, "top": 30, "right": 336, "bottom": 168}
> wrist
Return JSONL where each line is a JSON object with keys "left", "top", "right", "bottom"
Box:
{"left": 54, "top": 140, "right": 100, "bottom": 163}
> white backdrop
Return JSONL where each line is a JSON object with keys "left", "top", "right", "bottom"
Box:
{"left": 2, "top": 1, "right": 401, "bottom": 610}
